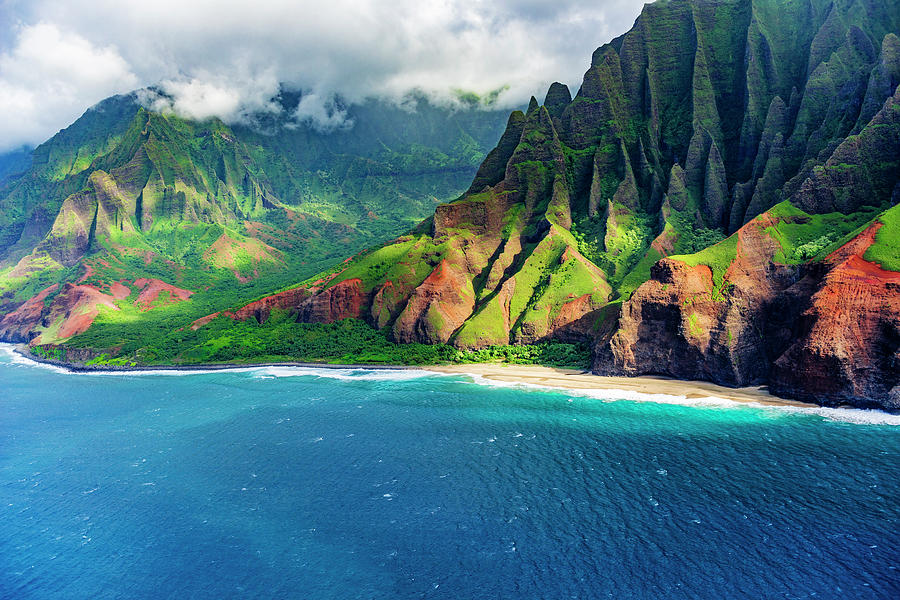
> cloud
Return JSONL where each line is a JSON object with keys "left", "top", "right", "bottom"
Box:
{"left": 0, "top": 22, "right": 138, "bottom": 151}
{"left": 0, "top": 0, "right": 647, "bottom": 151}
{"left": 293, "top": 92, "right": 354, "bottom": 132}
{"left": 145, "top": 70, "right": 283, "bottom": 122}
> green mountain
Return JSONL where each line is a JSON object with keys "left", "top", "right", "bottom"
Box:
{"left": 170, "top": 0, "right": 896, "bottom": 408}
{"left": 0, "top": 92, "right": 510, "bottom": 345}
{"left": 3, "top": 0, "right": 899, "bottom": 409}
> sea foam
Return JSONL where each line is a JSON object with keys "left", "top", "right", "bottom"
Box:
{"left": 457, "top": 371, "right": 900, "bottom": 426}
{"left": 0, "top": 343, "right": 70, "bottom": 374}
{"left": 249, "top": 366, "right": 446, "bottom": 382}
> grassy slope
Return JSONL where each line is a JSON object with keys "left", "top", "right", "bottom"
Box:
{"left": 667, "top": 201, "right": 891, "bottom": 285}
{"left": 865, "top": 203, "right": 900, "bottom": 271}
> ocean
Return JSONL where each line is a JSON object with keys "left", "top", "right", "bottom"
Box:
{"left": 1, "top": 345, "right": 898, "bottom": 599}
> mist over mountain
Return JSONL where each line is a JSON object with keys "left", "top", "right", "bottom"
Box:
{"left": 0, "top": 0, "right": 646, "bottom": 152}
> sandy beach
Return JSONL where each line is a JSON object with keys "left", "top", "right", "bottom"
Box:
{"left": 424, "top": 363, "right": 810, "bottom": 407}
{"left": 4, "top": 342, "right": 807, "bottom": 407}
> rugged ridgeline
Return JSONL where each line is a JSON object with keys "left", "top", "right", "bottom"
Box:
{"left": 0, "top": 92, "right": 509, "bottom": 346}
{"left": 210, "top": 0, "right": 900, "bottom": 407}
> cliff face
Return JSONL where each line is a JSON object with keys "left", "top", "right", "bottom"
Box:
{"left": 769, "top": 223, "right": 900, "bottom": 407}
{"left": 598, "top": 213, "right": 900, "bottom": 409}
{"left": 596, "top": 84, "right": 900, "bottom": 408}
{"left": 228, "top": 0, "right": 900, "bottom": 406}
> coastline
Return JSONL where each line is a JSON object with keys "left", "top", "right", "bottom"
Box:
{"left": 9, "top": 342, "right": 900, "bottom": 422}
{"left": 7, "top": 342, "right": 805, "bottom": 408}
{"left": 6, "top": 344, "right": 410, "bottom": 373}
{"left": 423, "top": 363, "right": 811, "bottom": 408}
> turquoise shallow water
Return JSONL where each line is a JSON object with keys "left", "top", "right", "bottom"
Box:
{"left": 1, "top": 346, "right": 898, "bottom": 599}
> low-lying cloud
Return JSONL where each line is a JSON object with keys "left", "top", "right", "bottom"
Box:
{"left": 0, "top": 0, "right": 646, "bottom": 152}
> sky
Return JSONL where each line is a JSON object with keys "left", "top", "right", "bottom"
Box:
{"left": 0, "top": 0, "right": 647, "bottom": 152}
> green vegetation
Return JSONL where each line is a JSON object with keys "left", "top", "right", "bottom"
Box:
{"left": 85, "top": 353, "right": 137, "bottom": 367}
{"left": 616, "top": 246, "right": 663, "bottom": 299}
{"left": 31, "top": 345, "right": 66, "bottom": 361}
{"left": 865, "top": 204, "right": 900, "bottom": 271}
{"left": 764, "top": 202, "right": 879, "bottom": 264}
{"left": 669, "top": 234, "right": 739, "bottom": 288}
{"left": 571, "top": 206, "right": 655, "bottom": 286}
{"left": 66, "top": 313, "right": 591, "bottom": 369}
{"left": 667, "top": 213, "right": 726, "bottom": 254}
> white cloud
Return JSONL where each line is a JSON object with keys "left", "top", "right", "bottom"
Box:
{"left": 294, "top": 92, "right": 354, "bottom": 132}
{"left": 0, "top": 0, "right": 647, "bottom": 151}
{"left": 146, "top": 70, "right": 283, "bottom": 122}
{"left": 0, "top": 22, "right": 138, "bottom": 151}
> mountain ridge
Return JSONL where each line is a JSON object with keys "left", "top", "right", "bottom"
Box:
{"left": 0, "top": 92, "right": 511, "bottom": 346}
{"left": 199, "top": 0, "right": 900, "bottom": 408}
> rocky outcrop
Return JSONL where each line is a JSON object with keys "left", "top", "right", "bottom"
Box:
{"left": 770, "top": 225, "right": 900, "bottom": 407}
{"left": 598, "top": 216, "right": 900, "bottom": 409}
{"left": 297, "top": 278, "right": 366, "bottom": 324}
{"left": 599, "top": 212, "right": 799, "bottom": 386}
{"left": 0, "top": 284, "right": 60, "bottom": 342}
{"left": 392, "top": 259, "right": 475, "bottom": 344}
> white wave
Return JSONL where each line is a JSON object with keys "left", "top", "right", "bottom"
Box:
{"left": 0, "top": 344, "right": 447, "bottom": 381}
{"left": 456, "top": 371, "right": 900, "bottom": 426}
{"left": 90, "top": 368, "right": 241, "bottom": 377}
{"left": 463, "top": 372, "right": 735, "bottom": 406}
{"left": 5, "top": 342, "right": 896, "bottom": 425}
{"left": 776, "top": 405, "right": 900, "bottom": 426}
{"left": 249, "top": 365, "right": 447, "bottom": 382}
{"left": 0, "top": 343, "right": 70, "bottom": 374}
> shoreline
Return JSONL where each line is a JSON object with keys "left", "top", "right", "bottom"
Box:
{"left": 7, "top": 342, "right": 806, "bottom": 408}
{"left": 7, "top": 344, "right": 411, "bottom": 373}
{"left": 423, "top": 363, "right": 812, "bottom": 408}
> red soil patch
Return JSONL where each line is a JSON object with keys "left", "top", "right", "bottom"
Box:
{"left": 553, "top": 294, "right": 594, "bottom": 328}
{"left": 191, "top": 285, "right": 315, "bottom": 331}
{"left": 824, "top": 223, "right": 900, "bottom": 282}
{"left": 109, "top": 282, "right": 131, "bottom": 300}
{"left": 842, "top": 255, "right": 900, "bottom": 282}
{"left": 190, "top": 312, "right": 222, "bottom": 331}
{"left": 52, "top": 285, "right": 119, "bottom": 341}
{"left": 132, "top": 278, "right": 194, "bottom": 311}
{"left": 0, "top": 283, "right": 123, "bottom": 343}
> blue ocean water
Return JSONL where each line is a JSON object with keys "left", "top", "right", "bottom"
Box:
{"left": 0, "top": 346, "right": 898, "bottom": 599}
